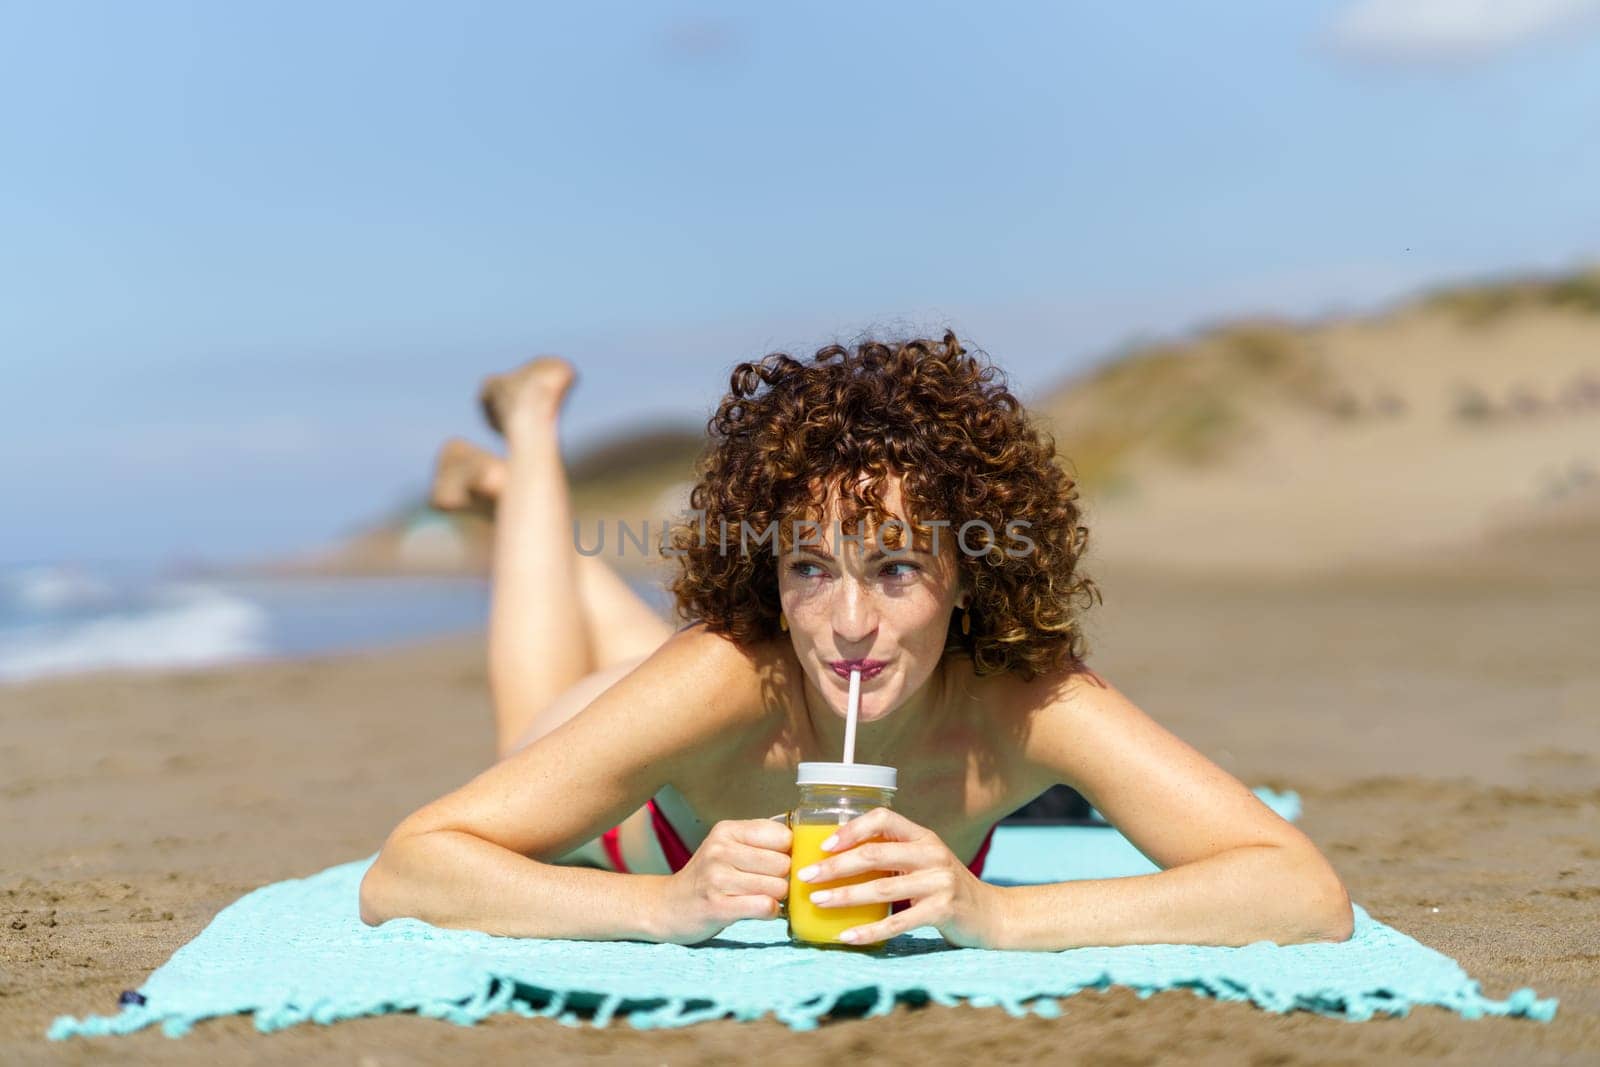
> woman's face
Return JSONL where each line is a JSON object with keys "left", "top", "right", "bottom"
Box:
{"left": 776, "top": 474, "right": 968, "bottom": 726}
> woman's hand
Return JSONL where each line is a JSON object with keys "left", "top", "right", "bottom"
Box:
{"left": 653, "top": 818, "right": 793, "bottom": 944}
{"left": 794, "top": 808, "right": 1001, "bottom": 947}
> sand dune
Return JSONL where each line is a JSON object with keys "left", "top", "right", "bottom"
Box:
{"left": 1040, "top": 281, "right": 1600, "bottom": 577}
{"left": 290, "top": 269, "right": 1600, "bottom": 582}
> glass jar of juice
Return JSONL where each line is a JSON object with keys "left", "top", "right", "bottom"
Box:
{"left": 786, "top": 761, "right": 898, "bottom": 948}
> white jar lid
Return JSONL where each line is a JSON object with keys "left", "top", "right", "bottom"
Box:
{"left": 796, "top": 761, "right": 898, "bottom": 791}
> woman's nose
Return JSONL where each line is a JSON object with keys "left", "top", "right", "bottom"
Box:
{"left": 830, "top": 578, "right": 878, "bottom": 643}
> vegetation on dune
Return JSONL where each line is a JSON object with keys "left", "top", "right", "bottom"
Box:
{"left": 1421, "top": 267, "right": 1600, "bottom": 325}
{"left": 1040, "top": 265, "right": 1600, "bottom": 492}
{"left": 565, "top": 423, "right": 706, "bottom": 516}
{"left": 1037, "top": 321, "right": 1339, "bottom": 489}
{"left": 566, "top": 423, "right": 707, "bottom": 484}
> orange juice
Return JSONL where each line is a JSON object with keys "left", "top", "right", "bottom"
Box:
{"left": 787, "top": 823, "right": 889, "bottom": 945}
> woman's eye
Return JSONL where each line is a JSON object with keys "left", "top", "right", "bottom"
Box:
{"left": 789, "top": 561, "right": 917, "bottom": 580}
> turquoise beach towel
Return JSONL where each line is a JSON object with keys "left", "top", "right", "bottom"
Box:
{"left": 47, "top": 789, "right": 1557, "bottom": 1039}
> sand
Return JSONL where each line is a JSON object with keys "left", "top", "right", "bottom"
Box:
{"left": 3, "top": 562, "right": 1597, "bottom": 1065}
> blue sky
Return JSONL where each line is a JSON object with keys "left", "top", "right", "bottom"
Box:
{"left": 3, "top": 1, "right": 1598, "bottom": 567}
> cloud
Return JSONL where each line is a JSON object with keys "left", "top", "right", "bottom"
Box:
{"left": 1327, "top": 0, "right": 1600, "bottom": 62}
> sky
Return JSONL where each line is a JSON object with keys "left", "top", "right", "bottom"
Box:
{"left": 3, "top": 0, "right": 1599, "bottom": 567}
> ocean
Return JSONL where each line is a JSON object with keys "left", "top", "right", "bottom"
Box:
{"left": 0, "top": 565, "right": 671, "bottom": 684}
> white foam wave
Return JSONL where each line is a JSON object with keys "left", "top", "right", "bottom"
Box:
{"left": 0, "top": 584, "right": 271, "bottom": 683}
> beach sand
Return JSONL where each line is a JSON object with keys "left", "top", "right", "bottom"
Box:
{"left": 3, "top": 563, "right": 1597, "bottom": 1065}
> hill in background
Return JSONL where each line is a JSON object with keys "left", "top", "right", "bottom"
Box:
{"left": 302, "top": 267, "right": 1600, "bottom": 581}
{"left": 1036, "top": 267, "right": 1600, "bottom": 577}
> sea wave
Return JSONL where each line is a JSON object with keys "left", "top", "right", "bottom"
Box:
{"left": 0, "top": 582, "right": 271, "bottom": 683}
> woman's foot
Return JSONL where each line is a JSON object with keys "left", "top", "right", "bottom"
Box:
{"left": 478, "top": 356, "right": 578, "bottom": 438}
{"left": 429, "top": 438, "right": 505, "bottom": 515}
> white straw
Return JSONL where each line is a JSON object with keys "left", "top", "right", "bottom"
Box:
{"left": 843, "top": 669, "right": 861, "bottom": 764}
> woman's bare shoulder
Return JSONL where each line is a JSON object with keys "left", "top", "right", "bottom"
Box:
{"left": 949, "top": 655, "right": 1108, "bottom": 741}
{"left": 649, "top": 621, "right": 794, "bottom": 724}
{"left": 941, "top": 650, "right": 1094, "bottom": 704}
{"left": 1018, "top": 659, "right": 1107, "bottom": 705}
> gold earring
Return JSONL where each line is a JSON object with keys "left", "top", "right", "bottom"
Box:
{"left": 779, "top": 613, "right": 788, "bottom": 633}
{"left": 960, "top": 607, "right": 971, "bottom": 636}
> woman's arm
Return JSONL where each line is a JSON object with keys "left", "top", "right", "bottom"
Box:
{"left": 994, "top": 669, "right": 1354, "bottom": 950}
{"left": 358, "top": 624, "right": 784, "bottom": 941}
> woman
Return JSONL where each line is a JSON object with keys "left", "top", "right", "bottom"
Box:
{"left": 360, "top": 333, "right": 1354, "bottom": 949}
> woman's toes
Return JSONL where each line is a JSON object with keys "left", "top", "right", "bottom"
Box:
{"left": 430, "top": 438, "right": 495, "bottom": 513}
{"left": 478, "top": 355, "right": 578, "bottom": 436}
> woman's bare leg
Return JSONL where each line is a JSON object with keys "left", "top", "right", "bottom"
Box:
{"left": 478, "top": 358, "right": 597, "bottom": 759}
{"left": 430, "top": 437, "right": 675, "bottom": 674}
{"left": 429, "top": 438, "right": 498, "bottom": 516}
{"left": 574, "top": 552, "right": 676, "bottom": 666}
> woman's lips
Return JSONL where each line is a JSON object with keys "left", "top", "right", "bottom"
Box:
{"left": 830, "top": 660, "right": 886, "bottom": 681}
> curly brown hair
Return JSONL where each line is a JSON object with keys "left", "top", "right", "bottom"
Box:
{"left": 667, "top": 331, "right": 1100, "bottom": 680}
